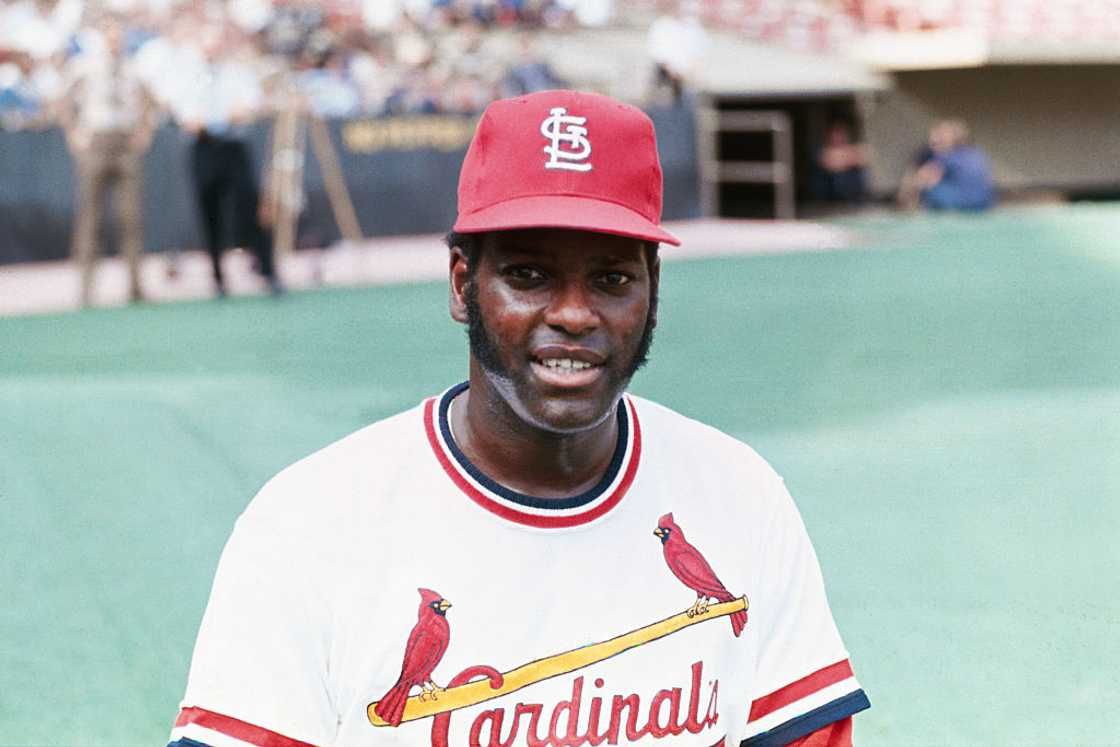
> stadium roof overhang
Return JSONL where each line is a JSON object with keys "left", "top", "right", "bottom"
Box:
{"left": 543, "top": 28, "right": 890, "bottom": 101}
{"left": 849, "top": 29, "right": 1120, "bottom": 70}
{"left": 987, "top": 41, "right": 1120, "bottom": 65}
{"left": 697, "top": 32, "right": 891, "bottom": 96}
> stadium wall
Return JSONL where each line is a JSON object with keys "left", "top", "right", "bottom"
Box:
{"left": 0, "top": 105, "right": 700, "bottom": 265}
{"left": 864, "top": 65, "right": 1120, "bottom": 196}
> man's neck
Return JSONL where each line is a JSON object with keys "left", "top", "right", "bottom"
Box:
{"left": 451, "top": 373, "right": 620, "bottom": 499}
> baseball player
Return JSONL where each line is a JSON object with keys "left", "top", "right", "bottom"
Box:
{"left": 169, "top": 90, "right": 869, "bottom": 747}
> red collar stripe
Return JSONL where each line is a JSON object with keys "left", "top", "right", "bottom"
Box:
{"left": 423, "top": 394, "right": 641, "bottom": 529}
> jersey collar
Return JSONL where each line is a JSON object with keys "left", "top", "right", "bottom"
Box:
{"left": 423, "top": 382, "right": 641, "bottom": 530}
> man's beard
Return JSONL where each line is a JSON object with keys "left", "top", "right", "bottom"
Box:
{"left": 464, "top": 280, "right": 657, "bottom": 386}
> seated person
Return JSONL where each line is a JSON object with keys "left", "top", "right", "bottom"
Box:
{"left": 899, "top": 119, "right": 995, "bottom": 212}
{"left": 812, "top": 120, "right": 868, "bottom": 205}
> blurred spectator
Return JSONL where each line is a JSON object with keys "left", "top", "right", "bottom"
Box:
{"left": 361, "top": 0, "right": 404, "bottom": 32}
{"left": 502, "top": 32, "right": 565, "bottom": 95}
{"left": 384, "top": 67, "right": 441, "bottom": 114}
{"left": 0, "top": 0, "right": 82, "bottom": 61}
{"left": 393, "top": 11, "right": 435, "bottom": 67}
{"left": 439, "top": 68, "right": 497, "bottom": 114}
{"left": 228, "top": 0, "right": 273, "bottom": 34}
{"left": 298, "top": 48, "right": 360, "bottom": 118}
{"left": 560, "top": 0, "right": 614, "bottom": 27}
{"left": 60, "top": 18, "right": 157, "bottom": 306}
{"left": 0, "top": 53, "right": 48, "bottom": 129}
{"left": 170, "top": 26, "right": 280, "bottom": 296}
{"left": 899, "top": 119, "right": 995, "bottom": 212}
{"left": 133, "top": 14, "right": 203, "bottom": 112}
{"left": 345, "top": 33, "right": 395, "bottom": 113}
{"left": 812, "top": 120, "right": 868, "bottom": 205}
{"left": 263, "top": 2, "right": 323, "bottom": 58}
{"left": 0, "top": 0, "right": 75, "bottom": 129}
{"left": 646, "top": 1, "right": 707, "bottom": 105}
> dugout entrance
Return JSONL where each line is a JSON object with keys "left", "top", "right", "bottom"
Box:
{"left": 685, "top": 29, "right": 888, "bottom": 220}
{"left": 697, "top": 93, "right": 872, "bottom": 220}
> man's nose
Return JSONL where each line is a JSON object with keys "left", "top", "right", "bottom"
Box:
{"left": 543, "top": 282, "right": 599, "bottom": 336}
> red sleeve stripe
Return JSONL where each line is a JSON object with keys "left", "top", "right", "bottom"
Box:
{"left": 748, "top": 660, "right": 855, "bottom": 722}
{"left": 173, "top": 707, "right": 317, "bottom": 747}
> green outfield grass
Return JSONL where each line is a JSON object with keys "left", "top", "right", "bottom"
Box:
{"left": 2, "top": 204, "right": 1118, "bottom": 745}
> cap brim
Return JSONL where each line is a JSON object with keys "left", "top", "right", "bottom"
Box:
{"left": 453, "top": 195, "right": 681, "bottom": 246}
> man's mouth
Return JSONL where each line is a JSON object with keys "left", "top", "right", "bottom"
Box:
{"left": 534, "top": 357, "right": 596, "bottom": 371}
{"left": 529, "top": 350, "right": 606, "bottom": 387}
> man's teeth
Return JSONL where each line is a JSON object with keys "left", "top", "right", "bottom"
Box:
{"left": 539, "top": 358, "right": 594, "bottom": 371}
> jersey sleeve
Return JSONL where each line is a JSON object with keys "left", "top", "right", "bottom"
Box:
{"left": 741, "top": 477, "right": 869, "bottom": 746}
{"left": 787, "top": 717, "right": 853, "bottom": 747}
{"left": 168, "top": 490, "right": 339, "bottom": 747}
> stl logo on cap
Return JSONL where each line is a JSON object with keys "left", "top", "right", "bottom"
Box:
{"left": 540, "top": 106, "right": 592, "bottom": 172}
{"left": 453, "top": 90, "right": 680, "bottom": 246}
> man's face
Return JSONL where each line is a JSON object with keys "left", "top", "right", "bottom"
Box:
{"left": 453, "top": 228, "right": 658, "bottom": 434}
{"left": 104, "top": 24, "right": 125, "bottom": 56}
{"left": 929, "top": 122, "right": 959, "bottom": 154}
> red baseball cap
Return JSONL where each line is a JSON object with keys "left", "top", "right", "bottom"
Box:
{"left": 453, "top": 90, "right": 680, "bottom": 246}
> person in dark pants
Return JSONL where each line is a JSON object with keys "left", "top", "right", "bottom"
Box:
{"left": 191, "top": 131, "right": 278, "bottom": 295}
{"left": 176, "top": 27, "right": 281, "bottom": 297}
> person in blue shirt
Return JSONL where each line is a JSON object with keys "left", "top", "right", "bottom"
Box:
{"left": 901, "top": 119, "right": 995, "bottom": 212}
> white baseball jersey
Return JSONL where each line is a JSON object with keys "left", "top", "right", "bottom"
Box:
{"left": 170, "top": 383, "right": 868, "bottom": 747}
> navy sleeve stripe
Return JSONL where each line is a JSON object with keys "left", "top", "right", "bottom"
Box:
{"left": 167, "top": 739, "right": 212, "bottom": 747}
{"left": 740, "top": 689, "right": 871, "bottom": 747}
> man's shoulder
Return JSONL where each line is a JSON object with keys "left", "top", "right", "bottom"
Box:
{"left": 629, "top": 395, "right": 797, "bottom": 547}
{"left": 241, "top": 399, "right": 431, "bottom": 523}
{"left": 628, "top": 394, "right": 781, "bottom": 482}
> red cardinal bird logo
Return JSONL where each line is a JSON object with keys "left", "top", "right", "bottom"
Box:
{"left": 374, "top": 588, "right": 453, "bottom": 727}
{"left": 654, "top": 513, "right": 748, "bottom": 637}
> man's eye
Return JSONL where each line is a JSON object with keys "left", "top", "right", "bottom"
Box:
{"left": 506, "top": 266, "right": 544, "bottom": 282}
{"left": 600, "top": 272, "right": 632, "bottom": 286}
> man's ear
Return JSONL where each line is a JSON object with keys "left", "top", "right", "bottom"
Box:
{"left": 449, "top": 246, "right": 470, "bottom": 324}
{"left": 648, "top": 255, "right": 661, "bottom": 327}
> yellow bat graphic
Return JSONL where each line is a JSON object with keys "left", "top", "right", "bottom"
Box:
{"left": 368, "top": 596, "right": 748, "bottom": 727}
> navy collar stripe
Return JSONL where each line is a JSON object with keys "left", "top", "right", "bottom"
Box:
{"left": 437, "top": 382, "right": 629, "bottom": 511}
{"left": 423, "top": 382, "right": 642, "bottom": 529}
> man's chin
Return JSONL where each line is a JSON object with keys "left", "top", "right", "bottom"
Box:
{"left": 522, "top": 375, "right": 629, "bottom": 435}
{"left": 520, "top": 399, "right": 618, "bottom": 435}
{"left": 483, "top": 368, "right": 622, "bottom": 435}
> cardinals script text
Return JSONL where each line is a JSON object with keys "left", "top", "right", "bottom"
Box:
{"left": 430, "top": 660, "right": 720, "bottom": 746}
